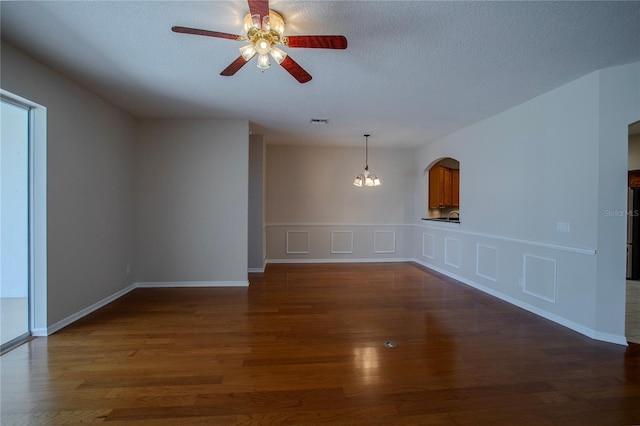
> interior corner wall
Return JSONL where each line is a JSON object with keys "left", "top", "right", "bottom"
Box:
{"left": 134, "top": 118, "right": 249, "bottom": 284}
{"left": 1, "top": 40, "right": 136, "bottom": 328}
{"left": 265, "top": 144, "right": 415, "bottom": 262}
{"left": 248, "top": 135, "right": 265, "bottom": 271}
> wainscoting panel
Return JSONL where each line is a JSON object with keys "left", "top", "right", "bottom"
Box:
{"left": 331, "top": 231, "right": 353, "bottom": 254}
{"left": 422, "top": 233, "right": 435, "bottom": 259}
{"left": 413, "top": 223, "right": 622, "bottom": 345}
{"left": 286, "top": 231, "right": 309, "bottom": 254}
{"left": 476, "top": 244, "right": 498, "bottom": 282}
{"left": 523, "top": 254, "right": 557, "bottom": 303}
{"left": 266, "top": 224, "right": 409, "bottom": 261}
{"left": 445, "top": 237, "right": 461, "bottom": 268}
{"left": 374, "top": 231, "right": 396, "bottom": 254}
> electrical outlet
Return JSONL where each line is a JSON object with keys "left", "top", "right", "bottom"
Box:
{"left": 126, "top": 265, "right": 131, "bottom": 275}
{"left": 556, "top": 222, "right": 570, "bottom": 233}
{"left": 518, "top": 278, "right": 524, "bottom": 288}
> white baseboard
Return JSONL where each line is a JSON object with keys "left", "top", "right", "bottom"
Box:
{"left": 136, "top": 281, "right": 249, "bottom": 288}
{"left": 248, "top": 268, "right": 264, "bottom": 273}
{"left": 46, "top": 283, "right": 137, "bottom": 335}
{"left": 266, "top": 257, "right": 413, "bottom": 264}
{"left": 412, "top": 258, "right": 628, "bottom": 346}
{"left": 43, "top": 280, "right": 249, "bottom": 336}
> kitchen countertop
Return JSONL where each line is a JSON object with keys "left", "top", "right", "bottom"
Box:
{"left": 422, "top": 217, "right": 460, "bottom": 224}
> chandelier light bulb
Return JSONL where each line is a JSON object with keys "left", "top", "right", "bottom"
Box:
{"left": 255, "top": 38, "right": 271, "bottom": 55}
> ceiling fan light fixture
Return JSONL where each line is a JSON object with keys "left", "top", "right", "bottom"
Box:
{"left": 270, "top": 46, "right": 287, "bottom": 64}
{"left": 239, "top": 43, "right": 257, "bottom": 60}
{"left": 257, "top": 53, "right": 271, "bottom": 70}
{"left": 240, "top": 9, "right": 288, "bottom": 72}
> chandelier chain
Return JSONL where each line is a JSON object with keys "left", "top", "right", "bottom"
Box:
{"left": 365, "top": 134, "right": 370, "bottom": 170}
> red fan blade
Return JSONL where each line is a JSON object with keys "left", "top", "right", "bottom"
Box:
{"left": 248, "top": 0, "right": 269, "bottom": 30}
{"left": 285, "top": 35, "right": 347, "bottom": 49}
{"left": 172, "top": 26, "right": 243, "bottom": 41}
{"left": 279, "top": 56, "right": 312, "bottom": 84}
{"left": 220, "top": 56, "right": 249, "bottom": 76}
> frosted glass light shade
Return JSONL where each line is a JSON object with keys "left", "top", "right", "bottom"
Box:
{"left": 257, "top": 53, "right": 271, "bottom": 70}
{"left": 353, "top": 170, "right": 380, "bottom": 187}
{"left": 239, "top": 44, "right": 257, "bottom": 61}
{"left": 270, "top": 46, "right": 287, "bottom": 64}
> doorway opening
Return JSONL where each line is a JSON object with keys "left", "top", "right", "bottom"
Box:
{"left": 626, "top": 120, "right": 640, "bottom": 344}
{"left": 425, "top": 157, "right": 460, "bottom": 221}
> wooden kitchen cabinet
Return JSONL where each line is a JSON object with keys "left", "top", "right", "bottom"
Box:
{"left": 429, "top": 165, "right": 444, "bottom": 208}
{"left": 629, "top": 170, "right": 640, "bottom": 188}
{"left": 429, "top": 165, "right": 459, "bottom": 208}
{"left": 452, "top": 169, "right": 459, "bottom": 207}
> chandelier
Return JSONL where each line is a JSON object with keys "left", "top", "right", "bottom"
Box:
{"left": 353, "top": 134, "right": 381, "bottom": 187}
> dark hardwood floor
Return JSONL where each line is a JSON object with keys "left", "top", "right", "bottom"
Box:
{"left": 2, "top": 262, "right": 640, "bottom": 425}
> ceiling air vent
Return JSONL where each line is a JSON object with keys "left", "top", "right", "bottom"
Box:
{"left": 310, "top": 118, "right": 329, "bottom": 124}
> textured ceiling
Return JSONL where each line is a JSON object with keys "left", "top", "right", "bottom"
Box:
{"left": 1, "top": 1, "right": 639, "bottom": 147}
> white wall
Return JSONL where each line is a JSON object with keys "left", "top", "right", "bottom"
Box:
{"left": 1, "top": 41, "right": 136, "bottom": 329}
{"left": 594, "top": 63, "right": 640, "bottom": 336}
{"left": 412, "top": 62, "right": 640, "bottom": 344}
{"left": 265, "top": 145, "right": 415, "bottom": 261}
{"left": 135, "top": 118, "right": 249, "bottom": 284}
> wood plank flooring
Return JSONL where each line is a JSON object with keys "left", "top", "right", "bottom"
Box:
{"left": 2, "top": 262, "right": 640, "bottom": 425}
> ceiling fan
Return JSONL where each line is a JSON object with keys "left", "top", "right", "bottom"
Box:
{"left": 172, "top": 0, "right": 348, "bottom": 84}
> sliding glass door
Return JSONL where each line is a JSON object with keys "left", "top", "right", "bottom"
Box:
{"left": 1, "top": 98, "right": 30, "bottom": 351}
